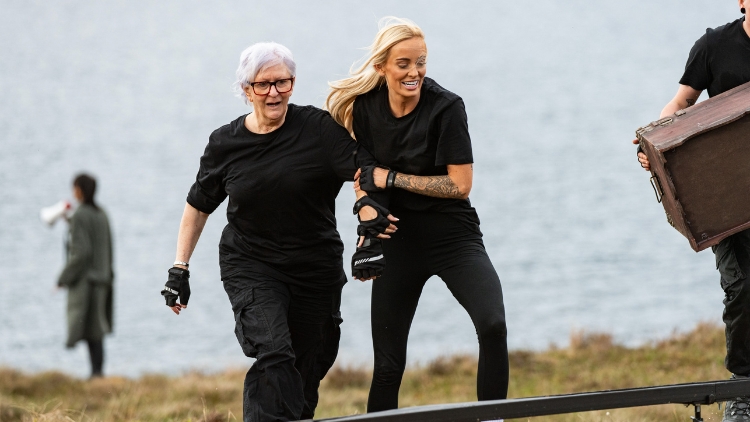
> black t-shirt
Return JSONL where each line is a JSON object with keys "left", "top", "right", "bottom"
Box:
{"left": 352, "top": 77, "right": 475, "bottom": 215}
{"left": 680, "top": 17, "right": 750, "bottom": 97}
{"left": 187, "top": 104, "right": 371, "bottom": 286}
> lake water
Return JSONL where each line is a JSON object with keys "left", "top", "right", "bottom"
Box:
{"left": 0, "top": 0, "right": 740, "bottom": 378}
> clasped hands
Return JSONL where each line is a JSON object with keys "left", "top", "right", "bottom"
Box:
{"left": 352, "top": 167, "right": 399, "bottom": 282}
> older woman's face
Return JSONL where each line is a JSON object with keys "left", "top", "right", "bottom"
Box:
{"left": 243, "top": 63, "right": 294, "bottom": 123}
{"left": 376, "top": 37, "right": 427, "bottom": 101}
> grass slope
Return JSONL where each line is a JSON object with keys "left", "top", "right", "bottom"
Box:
{"left": 0, "top": 323, "right": 729, "bottom": 421}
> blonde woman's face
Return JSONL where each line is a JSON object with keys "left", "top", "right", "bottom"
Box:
{"left": 376, "top": 37, "right": 427, "bottom": 101}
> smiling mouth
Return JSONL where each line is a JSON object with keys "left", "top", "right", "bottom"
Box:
{"left": 266, "top": 101, "right": 282, "bottom": 107}
{"left": 402, "top": 81, "right": 419, "bottom": 87}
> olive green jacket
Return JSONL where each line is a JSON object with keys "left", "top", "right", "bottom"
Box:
{"left": 58, "top": 204, "right": 114, "bottom": 347}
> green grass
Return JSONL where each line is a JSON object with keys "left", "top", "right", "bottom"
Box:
{"left": 0, "top": 322, "right": 730, "bottom": 421}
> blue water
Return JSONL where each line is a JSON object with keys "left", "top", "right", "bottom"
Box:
{"left": 0, "top": 0, "right": 739, "bottom": 378}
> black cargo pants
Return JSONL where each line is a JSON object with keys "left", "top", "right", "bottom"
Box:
{"left": 714, "top": 231, "right": 750, "bottom": 376}
{"left": 223, "top": 270, "right": 344, "bottom": 422}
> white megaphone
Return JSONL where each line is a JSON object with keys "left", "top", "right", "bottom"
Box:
{"left": 40, "top": 200, "right": 73, "bottom": 226}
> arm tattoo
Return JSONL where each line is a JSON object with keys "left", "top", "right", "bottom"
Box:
{"left": 686, "top": 98, "right": 697, "bottom": 107}
{"left": 393, "top": 174, "right": 462, "bottom": 199}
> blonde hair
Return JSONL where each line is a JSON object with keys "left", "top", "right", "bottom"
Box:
{"left": 325, "top": 17, "right": 425, "bottom": 135}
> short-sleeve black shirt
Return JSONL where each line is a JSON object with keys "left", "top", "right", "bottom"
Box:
{"left": 352, "top": 77, "right": 475, "bottom": 214}
{"left": 680, "top": 17, "right": 750, "bottom": 98}
{"left": 187, "top": 104, "right": 368, "bottom": 286}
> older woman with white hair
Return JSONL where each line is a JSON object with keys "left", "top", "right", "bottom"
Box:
{"left": 161, "top": 42, "right": 394, "bottom": 422}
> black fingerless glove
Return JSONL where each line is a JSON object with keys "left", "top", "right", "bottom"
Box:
{"left": 161, "top": 267, "right": 191, "bottom": 307}
{"left": 353, "top": 196, "right": 392, "bottom": 237}
{"left": 352, "top": 237, "right": 386, "bottom": 280}
{"left": 359, "top": 165, "right": 397, "bottom": 191}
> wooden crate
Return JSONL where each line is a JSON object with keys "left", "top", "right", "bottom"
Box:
{"left": 636, "top": 81, "right": 750, "bottom": 251}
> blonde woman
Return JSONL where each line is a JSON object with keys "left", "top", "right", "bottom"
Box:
{"left": 327, "top": 17, "right": 509, "bottom": 412}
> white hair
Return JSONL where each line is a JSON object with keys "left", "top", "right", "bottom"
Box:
{"left": 234, "top": 42, "right": 297, "bottom": 104}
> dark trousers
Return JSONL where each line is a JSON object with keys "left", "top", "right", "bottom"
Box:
{"left": 87, "top": 339, "right": 103, "bottom": 377}
{"left": 367, "top": 212, "right": 509, "bottom": 412}
{"left": 223, "top": 270, "right": 344, "bottom": 422}
{"left": 716, "top": 234, "right": 750, "bottom": 376}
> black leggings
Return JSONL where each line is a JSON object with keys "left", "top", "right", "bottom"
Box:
{"left": 367, "top": 211, "right": 509, "bottom": 412}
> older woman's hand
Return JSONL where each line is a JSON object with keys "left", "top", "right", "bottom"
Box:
{"left": 170, "top": 304, "right": 187, "bottom": 315}
{"left": 354, "top": 168, "right": 363, "bottom": 193}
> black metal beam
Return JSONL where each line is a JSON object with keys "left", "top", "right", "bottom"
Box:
{"left": 307, "top": 378, "right": 750, "bottom": 422}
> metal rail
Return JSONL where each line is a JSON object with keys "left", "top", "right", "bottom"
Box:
{"left": 307, "top": 378, "right": 750, "bottom": 422}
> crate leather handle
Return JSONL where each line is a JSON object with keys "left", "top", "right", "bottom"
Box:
{"left": 650, "top": 175, "right": 663, "bottom": 203}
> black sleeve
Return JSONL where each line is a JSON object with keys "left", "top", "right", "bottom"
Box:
{"left": 679, "top": 31, "right": 710, "bottom": 91}
{"left": 354, "top": 138, "right": 391, "bottom": 208}
{"left": 351, "top": 97, "right": 374, "bottom": 156}
{"left": 186, "top": 139, "right": 227, "bottom": 214}
{"left": 350, "top": 97, "right": 391, "bottom": 207}
{"left": 435, "top": 99, "right": 474, "bottom": 166}
{"left": 320, "top": 111, "right": 391, "bottom": 207}
{"left": 321, "top": 113, "right": 361, "bottom": 182}
{"left": 354, "top": 142, "right": 378, "bottom": 168}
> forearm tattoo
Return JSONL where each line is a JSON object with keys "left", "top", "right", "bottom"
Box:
{"left": 393, "top": 174, "right": 461, "bottom": 198}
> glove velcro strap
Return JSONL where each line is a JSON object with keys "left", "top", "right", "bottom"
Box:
{"left": 168, "top": 267, "right": 190, "bottom": 277}
{"left": 358, "top": 237, "right": 377, "bottom": 247}
{"left": 353, "top": 195, "right": 386, "bottom": 215}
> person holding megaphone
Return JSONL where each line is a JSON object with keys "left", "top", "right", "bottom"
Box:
{"left": 56, "top": 173, "right": 114, "bottom": 379}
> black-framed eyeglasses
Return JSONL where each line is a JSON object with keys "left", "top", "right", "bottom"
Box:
{"left": 248, "top": 78, "right": 295, "bottom": 95}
